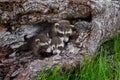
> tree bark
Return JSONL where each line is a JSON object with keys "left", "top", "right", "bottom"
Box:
{"left": 0, "top": 0, "right": 120, "bottom": 80}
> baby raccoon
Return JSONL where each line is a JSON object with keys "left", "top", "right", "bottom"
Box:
{"left": 53, "top": 20, "right": 74, "bottom": 43}
{"left": 27, "top": 33, "right": 51, "bottom": 57}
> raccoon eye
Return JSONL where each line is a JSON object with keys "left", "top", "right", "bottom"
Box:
{"left": 57, "top": 33, "right": 63, "bottom": 37}
{"left": 66, "top": 34, "right": 70, "bottom": 36}
{"left": 58, "top": 47, "right": 63, "bottom": 50}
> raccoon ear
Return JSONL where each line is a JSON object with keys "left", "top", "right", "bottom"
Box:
{"left": 54, "top": 23, "right": 59, "bottom": 27}
{"left": 70, "top": 25, "right": 74, "bottom": 28}
{"left": 70, "top": 25, "right": 76, "bottom": 30}
{"left": 46, "top": 33, "right": 49, "bottom": 37}
{"left": 35, "top": 39, "right": 40, "bottom": 42}
{"left": 24, "top": 35, "right": 28, "bottom": 41}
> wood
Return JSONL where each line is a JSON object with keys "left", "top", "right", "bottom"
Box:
{"left": 0, "top": 0, "right": 119, "bottom": 80}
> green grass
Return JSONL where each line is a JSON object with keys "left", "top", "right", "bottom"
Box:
{"left": 36, "top": 32, "right": 120, "bottom": 80}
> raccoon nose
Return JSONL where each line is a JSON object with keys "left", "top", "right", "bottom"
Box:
{"left": 53, "top": 49, "right": 61, "bottom": 55}
{"left": 63, "top": 36, "right": 69, "bottom": 42}
{"left": 59, "top": 36, "right": 69, "bottom": 42}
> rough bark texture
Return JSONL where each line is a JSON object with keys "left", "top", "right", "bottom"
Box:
{"left": 0, "top": 0, "right": 120, "bottom": 80}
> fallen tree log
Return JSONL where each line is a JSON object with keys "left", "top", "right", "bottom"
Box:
{"left": 0, "top": 0, "right": 119, "bottom": 80}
